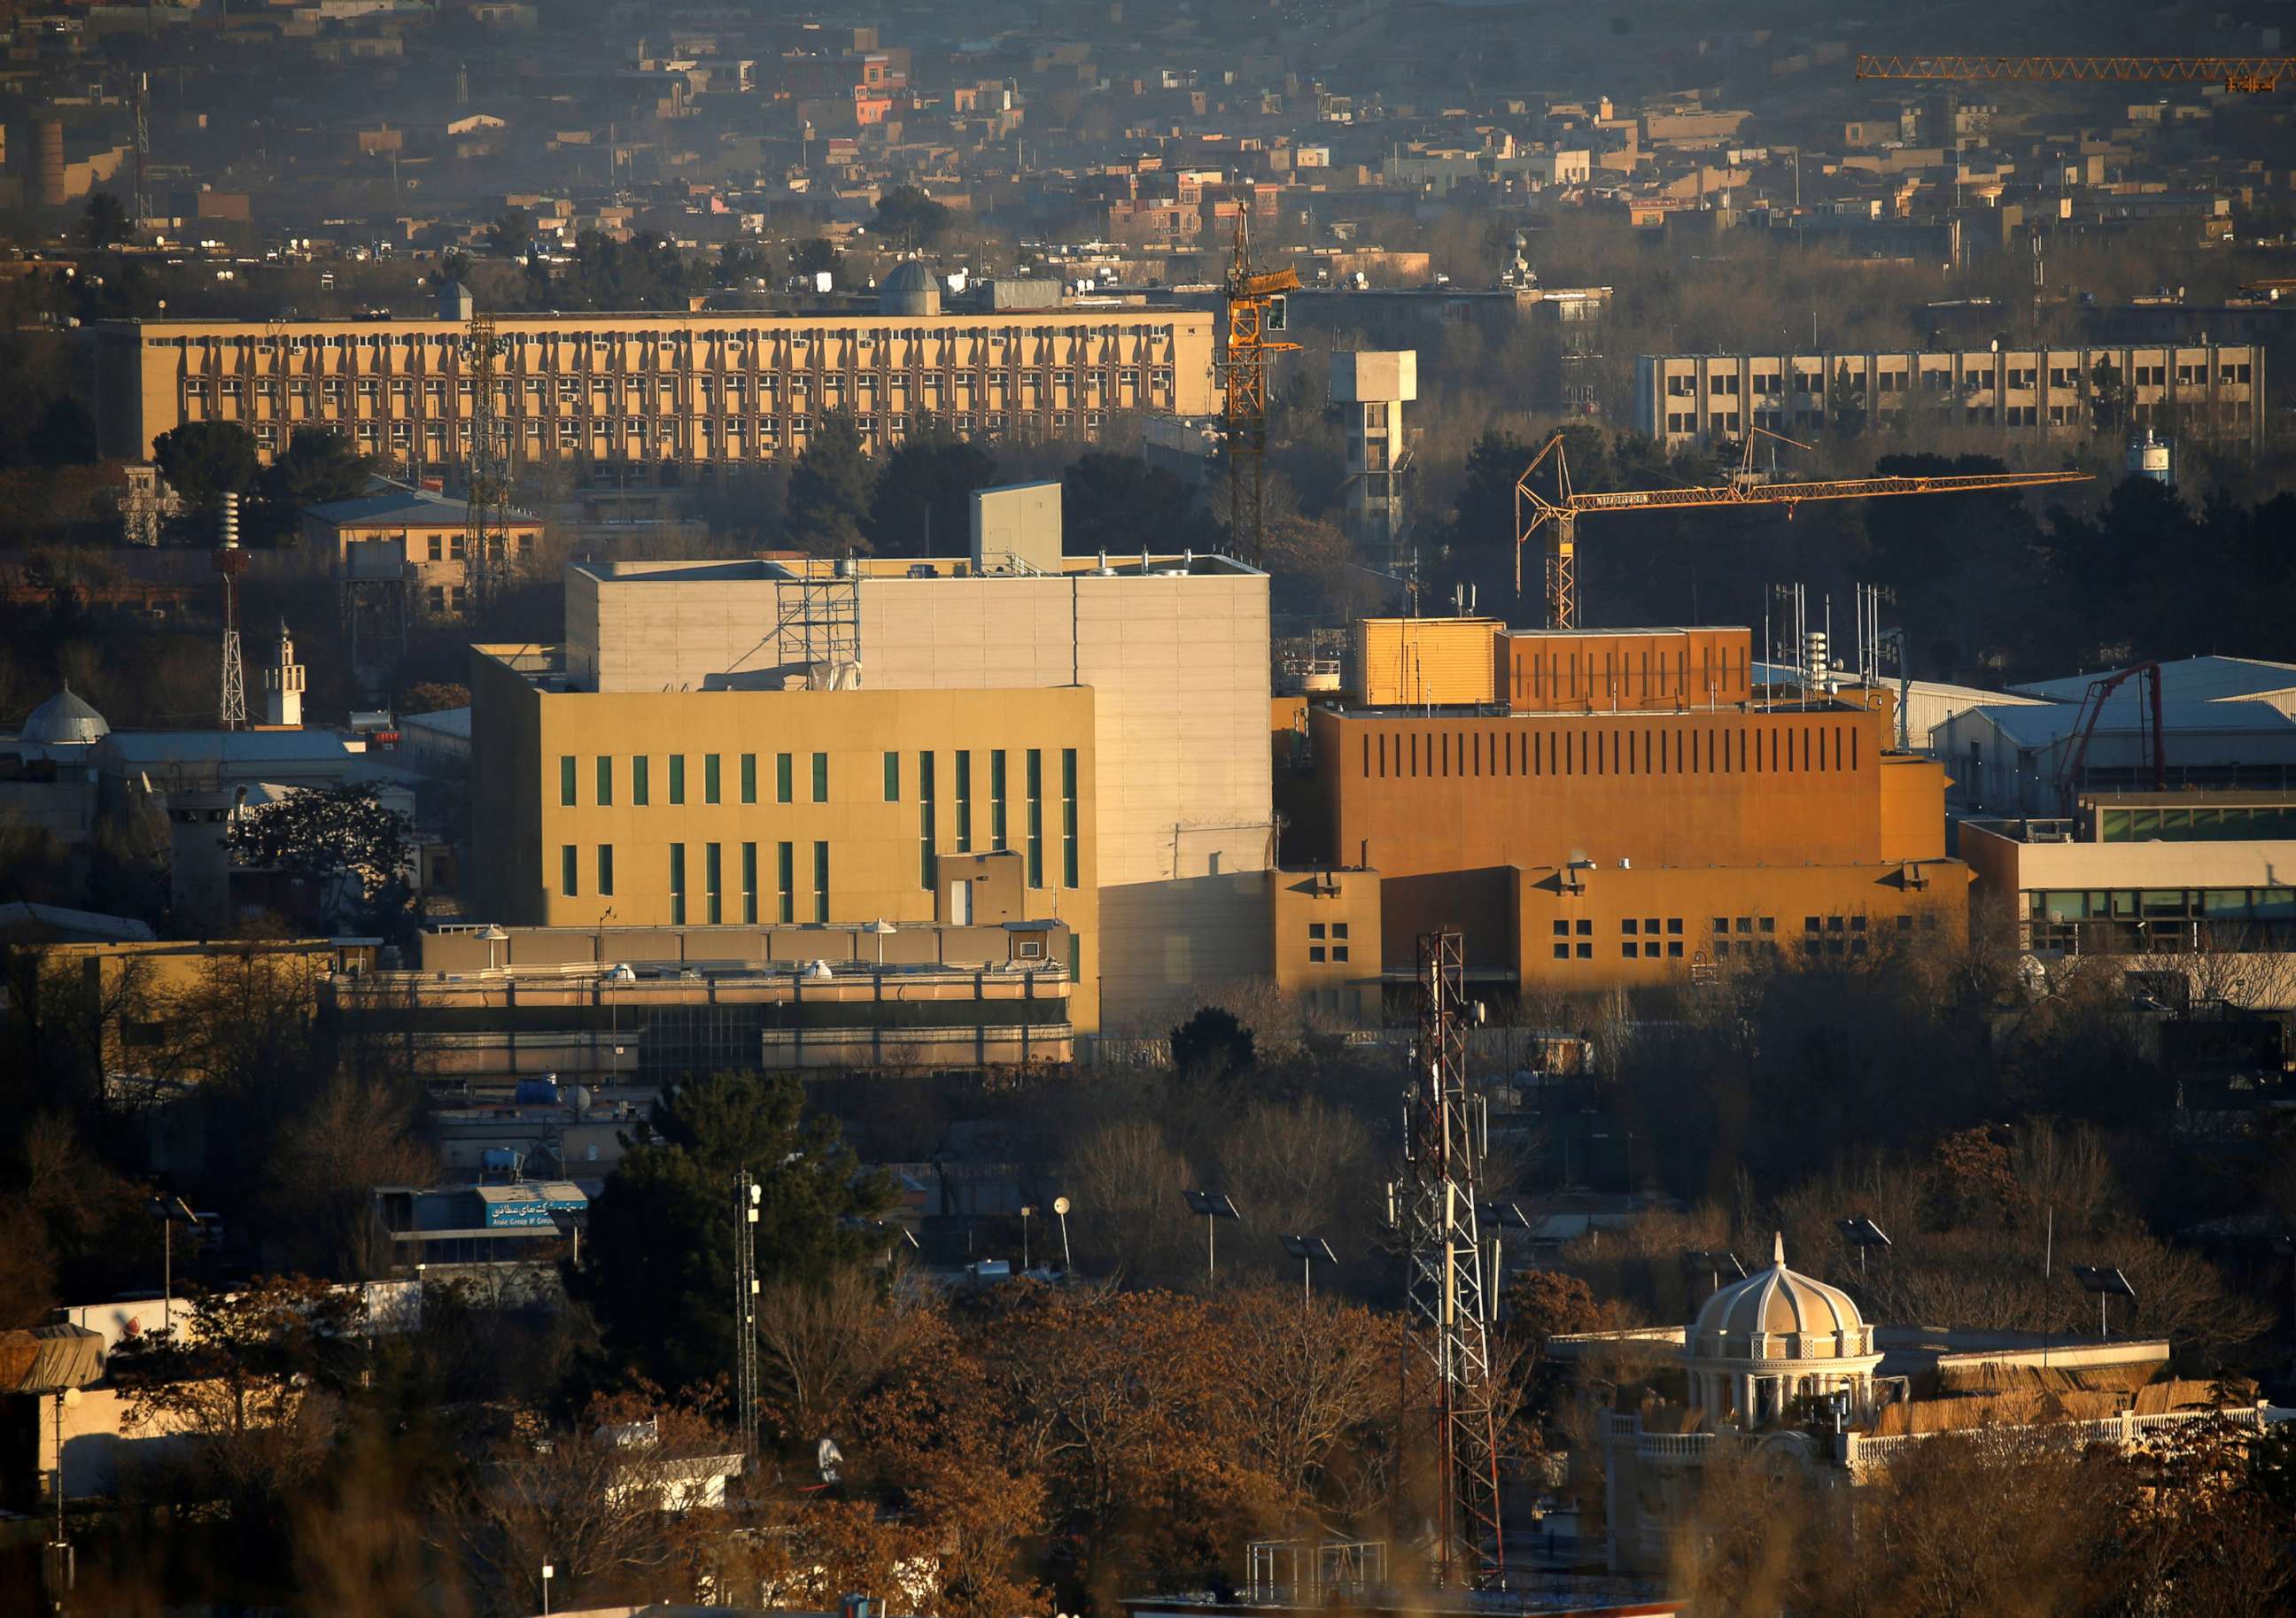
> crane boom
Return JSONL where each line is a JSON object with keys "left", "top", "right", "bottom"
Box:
{"left": 1514, "top": 430, "right": 2091, "bottom": 629}
{"left": 1855, "top": 54, "right": 2294, "bottom": 92}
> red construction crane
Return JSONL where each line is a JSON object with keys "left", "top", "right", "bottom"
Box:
{"left": 2054, "top": 661, "right": 2166, "bottom": 815}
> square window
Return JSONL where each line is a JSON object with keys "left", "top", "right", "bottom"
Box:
{"left": 1622, "top": 943, "right": 1639, "bottom": 959}
{"left": 1622, "top": 918, "right": 1638, "bottom": 935}
{"left": 1333, "top": 946, "right": 1349, "bottom": 963}
{"left": 1554, "top": 943, "right": 1571, "bottom": 960}
{"left": 1759, "top": 917, "right": 1775, "bottom": 933}
{"left": 1806, "top": 917, "right": 1822, "bottom": 933}
{"left": 1577, "top": 919, "right": 1592, "bottom": 936}
{"left": 1667, "top": 918, "right": 1683, "bottom": 934}
{"left": 1333, "top": 922, "right": 1348, "bottom": 940}
{"left": 1644, "top": 917, "right": 1660, "bottom": 933}
{"left": 1738, "top": 917, "right": 1754, "bottom": 933}
{"left": 1309, "top": 922, "right": 1327, "bottom": 940}
{"left": 1553, "top": 920, "right": 1570, "bottom": 937}
{"left": 1712, "top": 917, "right": 1729, "bottom": 933}
{"left": 1644, "top": 941, "right": 1661, "bottom": 958}
{"left": 1850, "top": 915, "right": 1867, "bottom": 932}
{"left": 1576, "top": 942, "right": 1593, "bottom": 958}
{"left": 1309, "top": 945, "right": 1326, "bottom": 963}
{"left": 1897, "top": 915, "right": 1914, "bottom": 932}
{"left": 1667, "top": 941, "right": 1683, "bottom": 958}
{"left": 1828, "top": 916, "right": 1845, "bottom": 932}
{"left": 1715, "top": 941, "right": 1731, "bottom": 958}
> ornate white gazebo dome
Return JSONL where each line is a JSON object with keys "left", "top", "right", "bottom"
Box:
{"left": 1683, "top": 1234, "right": 1883, "bottom": 1429}
{"left": 19, "top": 683, "right": 110, "bottom": 747}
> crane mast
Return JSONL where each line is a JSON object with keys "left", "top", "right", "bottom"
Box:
{"left": 1220, "top": 215, "right": 1299, "bottom": 566}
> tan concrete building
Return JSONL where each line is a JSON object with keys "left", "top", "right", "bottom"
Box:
{"left": 1634, "top": 345, "right": 2265, "bottom": 454}
{"left": 83, "top": 299, "right": 1217, "bottom": 472}
{"left": 546, "top": 513, "right": 1274, "bottom": 1030}
{"left": 300, "top": 486, "right": 547, "bottom": 618}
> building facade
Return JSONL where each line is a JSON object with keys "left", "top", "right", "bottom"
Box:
{"left": 1286, "top": 623, "right": 1967, "bottom": 991}
{"left": 84, "top": 306, "right": 1216, "bottom": 474}
{"left": 1633, "top": 345, "right": 2265, "bottom": 454}
{"left": 301, "top": 487, "right": 547, "bottom": 618}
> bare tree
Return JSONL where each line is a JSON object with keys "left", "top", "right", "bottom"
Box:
{"left": 751, "top": 1266, "right": 928, "bottom": 1444}
{"left": 1061, "top": 1117, "right": 1192, "bottom": 1280}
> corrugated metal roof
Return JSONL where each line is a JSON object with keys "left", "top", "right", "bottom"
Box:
{"left": 2011, "top": 655, "right": 2296, "bottom": 704}
{"left": 1973, "top": 698, "right": 2296, "bottom": 748}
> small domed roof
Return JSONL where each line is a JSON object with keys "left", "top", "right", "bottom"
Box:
{"left": 20, "top": 683, "right": 110, "bottom": 746}
{"left": 1691, "top": 1234, "right": 1869, "bottom": 1359}
{"left": 878, "top": 259, "right": 942, "bottom": 316}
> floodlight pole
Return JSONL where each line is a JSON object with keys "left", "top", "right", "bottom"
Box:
{"left": 1057, "top": 1206, "right": 1072, "bottom": 1271}
{"left": 162, "top": 1218, "right": 172, "bottom": 1335}
{"left": 1206, "top": 1211, "right": 1217, "bottom": 1285}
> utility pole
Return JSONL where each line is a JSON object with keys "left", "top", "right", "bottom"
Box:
{"left": 1396, "top": 931, "right": 1503, "bottom": 1585}
{"left": 733, "top": 1172, "right": 759, "bottom": 1456}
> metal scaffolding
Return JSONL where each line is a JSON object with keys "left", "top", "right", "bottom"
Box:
{"left": 1399, "top": 931, "right": 1504, "bottom": 1584}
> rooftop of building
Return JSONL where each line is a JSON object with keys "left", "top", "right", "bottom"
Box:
{"left": 306, "top": 485, "right": 540, "bottom": 528}
{"left": 1969, "top": 697, "right": 2296, "bottom": 748}
{"left": 100, "top": 304, "right": 1211, "bottom": 332}
{"left": 569, "top": 550, "right": 1258, "bottom": 586}
{"left": 2009, "top": 654, "right": 2296, "bottom": 704}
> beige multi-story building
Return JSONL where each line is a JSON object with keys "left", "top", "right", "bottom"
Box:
{"left": 1634, "top": 345, "right": 2265, "bottom": 455}
{"left": 471, "top": 492, "right": 1276, "bottom": 1031}
{"left": 82, "top": 290, "right": 1217, "bottom": 474}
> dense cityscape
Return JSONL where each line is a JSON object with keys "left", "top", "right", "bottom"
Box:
{"left": 4, "top": 0, "right": 2296, "bottom": 1614}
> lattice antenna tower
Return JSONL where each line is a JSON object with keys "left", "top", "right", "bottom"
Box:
{"left": 461, "top": 313, "right": 514, "bottom": 613}
{"left": 1396, "top": 931, "right": 1504, "bottom": 1584}
{"left": 132, "top": 72, "right": 151, "bottom": 231}
{"left": 214, "top": 493, "right": 249, "bottom": 730}
{"left": 1219, "top": 213, "right": 1299, "bottom": 566}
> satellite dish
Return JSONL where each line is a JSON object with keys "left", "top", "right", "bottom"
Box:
{"left": 817, "top": 1436, "right": 844, "bottom": 1483}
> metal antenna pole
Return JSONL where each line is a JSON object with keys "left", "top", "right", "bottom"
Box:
{"left": 1400, "top": 931, "right": 1503, "bottom": 1585}
{"left": 214, "top": 498, "right": 247, "bottom": 730}
{"left": 733, "top": 1171, "right": 758, "bottom": 1455}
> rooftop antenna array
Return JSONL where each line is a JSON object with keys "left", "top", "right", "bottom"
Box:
{"left": 213, "top": 493, "right": 248, "bottom": 731}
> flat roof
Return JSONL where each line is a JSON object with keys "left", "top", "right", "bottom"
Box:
{"left": 571, "top": 552, "right": 1258, "bottom": 584}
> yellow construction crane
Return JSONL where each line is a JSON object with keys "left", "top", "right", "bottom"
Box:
{"left": 1513, "top": 429, "right": 2091, "bottom": 630}
{"left": 1855, "top": 55, "right": 2296, "bottom": 94}
{"left": 1220, "top": 215, "right": 1299, "bottom": 565}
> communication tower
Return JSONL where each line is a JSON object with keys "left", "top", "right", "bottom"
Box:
{"left": 213, "top": 494, "right": 249, "bottom": 731}
{"left": 132, "top": 73, "right": 151, "bottom": 233}
{"left": 461, "top": 312, "right": 515, "bottom": 614}
{"left": 733, "top": 1171, "right": 760, "bottom": 1454}
{"left": 1396, "top": 931, "right": 1504, "bottom": 1584}
{"left": 1219, "top": 215, "right": 1299, "bottom": 565}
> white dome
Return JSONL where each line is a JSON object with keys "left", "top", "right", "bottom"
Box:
{"left": 19, "top": 684, "right": 110, "bottom": 747}
{"left": 1691, "top": 1234, "right": 1872, "bottom": 1362}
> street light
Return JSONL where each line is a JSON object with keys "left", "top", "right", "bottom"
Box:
{"left": 1683, "top": 1249, "right": 1746, "bottom": 1298}
{"left": 49, "top": 1384, "right": 81, "bottom": 1602}
{"left": 478, "top": 922, "right": 508, "bottom": 971}
{"left": 1183, "top": 1190, "right": 1241, "bottom": 1284}
{"left": 146, "top": 1195, "right": 200, "bottom": 1336}
{"left": 1281, "top": 1235, "right": 1338, "bottom": 1304}
{"left": 1052, "top": 1195, "right": 1073, "bottom": 1272}
{"left": 1835, "top": 1216, "right": 1893, "bottom": 1278}
{"left": 1019, "top": 1204, "right": 1035, "bottom": 1272}
{"left": 867, "top": 917, "right": 896, "bottom": 966}
{"left": 539, "top": 1561, "right": 554, "bottom": 1616}
{"left": 2072, "top": 1265, "right": 2136, "bottom": 1337}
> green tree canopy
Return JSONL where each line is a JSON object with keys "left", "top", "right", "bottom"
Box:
{"left": 255, "top": 427, "right": 373, "bottom": 540}
{"left": 789, "top": 238, "right": 842, "bottom": 285}
{"left": 870, "top": 186, "right": 951, "bottom": 250}
{"left": 81, "top": 192, "right": 130, "bottom": 251}
{"left": 221, "top": 782, "right": 414, "bottom": 937}
{"left": 863, "top": 413, "right": 996, "bottom": 557}
{"left": 153, "top": 420, "right": 261, "bottom": 512}
{"left": 786, "top": 408, "right": 874, "bottom": 555}
{"left": 573, "top": 1071, "right": 893, "bottom": 1392}
{"left": 1060, "top": 452, "right": 1219, "bottom": 557}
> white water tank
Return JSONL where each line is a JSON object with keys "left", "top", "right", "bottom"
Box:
{"left": 2128, "top": 428, "right": 2174, "bottom": 485}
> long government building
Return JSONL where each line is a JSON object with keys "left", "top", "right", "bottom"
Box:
{"left": 82, "top": 280, "right": 1216, "bottom": 473}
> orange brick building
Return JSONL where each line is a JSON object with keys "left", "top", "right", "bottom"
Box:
{"left": 1283, "top": 623, "right": 1968, "bottom": 993}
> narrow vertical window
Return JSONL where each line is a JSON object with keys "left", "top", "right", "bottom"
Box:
{"left": 883, "top": 751, "right": 901, "bottom": 802}
{"left": 1061, "top": 747, "right": 1078, "bottom": 889}
{"left": 741, "top": 842, "right": 757, "bottom": 924}
{"left": 669, "top": 754, "right": 686, "bottom": 804}
{"left": 775, "top": 752, "right": 792, "bottom": 804}
{"left": 559, "top": 755, "right": 576, "bottom": 806}
{"left": 632, "top": 755, "right": 649, "bottom": 805}
{"left": 560, "top": 844, "right": 578, "bottom": 897}
{"left": 990, "top": 749, "right": 1008, "bottom": 850}
{"left": 704, "top": 754, "right": 721, "bottom": 804}
{"left": 919, "top": 751, "right": 938, "bottom": 888}
{"left": 812, "top": 840, "right": 830, "bottom": 923}
{"left": 776, "top": 840, "right": 793, "bottom": 924}
{"left": 668, "top": 843, "right": 686, "bottom": 925}
{"left": 598, "top": 843, "right": 615, "bottom": 897}
{"left": 1026, "top": 748, "right": 1043, "bottom": 887}
{"left": 595, "top": 756, "right": 613, "bottom": 806}
{"left": 955, "top": 750, "right": 973, "bottom": 853}
{"left": 705, "top": 841, "right": 722, "bottom": 924}
{"left": 741, "top": 753, "right": 757, "bottom": 803}
{"left": 811, "top": 751, "right": 828, "bottom": 803}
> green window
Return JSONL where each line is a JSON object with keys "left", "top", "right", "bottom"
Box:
{"left": 595, "top": 756, "right": 613, "bottom": 806}
{"left": 919, "top": 751, "right": 937, "bottom": 889}
{"left": 560, "top": 844, "right": 578, "bottom": 897}
{"left": 669, "top": 754, "right": 686, "bottom": 805}
{"left": 559, "top": 755, "right": 576, "bottom": 807}
{"left": 1026, "top": 748, "right": 1043, "bottom": 887}
{"left": 705, "top": 841, "right": 723, "bottom": 924}
{"left": 955, "top": 750, "right": 972, "bottom": 854}
{"left": 776, "top": 840, "right": 794, "bottom": 924}
{"left": 990, "top": 749, "right": 1008, "bottom": 851}
{"left": 668, "top": 843, "right": 686, "bottom": 925}
{"left": 1069, "top": 932, "right": 1081, "bottom": 988}
{"left": 812, "top": 840, "right": 830, "bottom": 924}
{"left": 704, "top": 754, "right": 721, "bottom": 805}
{"left": 598, "top": 844, "right": 614, "bottom": 897}
{"left": 741, "top": 753, "right": 757, "bottom": 804}
{"left": 811, "top": 751, "right": 828, "bottom": 803}
{"left": 775, "top": 752, "right": 793, "bottom": 804}
{"left": 632, "top": 755, "right": 649, "bottom": 806}
{"left": 883, "top": 751, "right": 901, "bottom": 802}
{"left": 1061, "top": 747, "right": 1079, "bottom": 889}
{"left": 741, "top": 842, "right": 757, "bottom": 924}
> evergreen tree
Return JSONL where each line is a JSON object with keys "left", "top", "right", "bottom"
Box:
{"left": 571, "top": 1071, "right": 892, "bottom": 1392}
{"left": 786, "top": 408, "right": 875, "bottom": 555}
{"left": 863, "top": 412, "right": 997, "bottom": 557}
